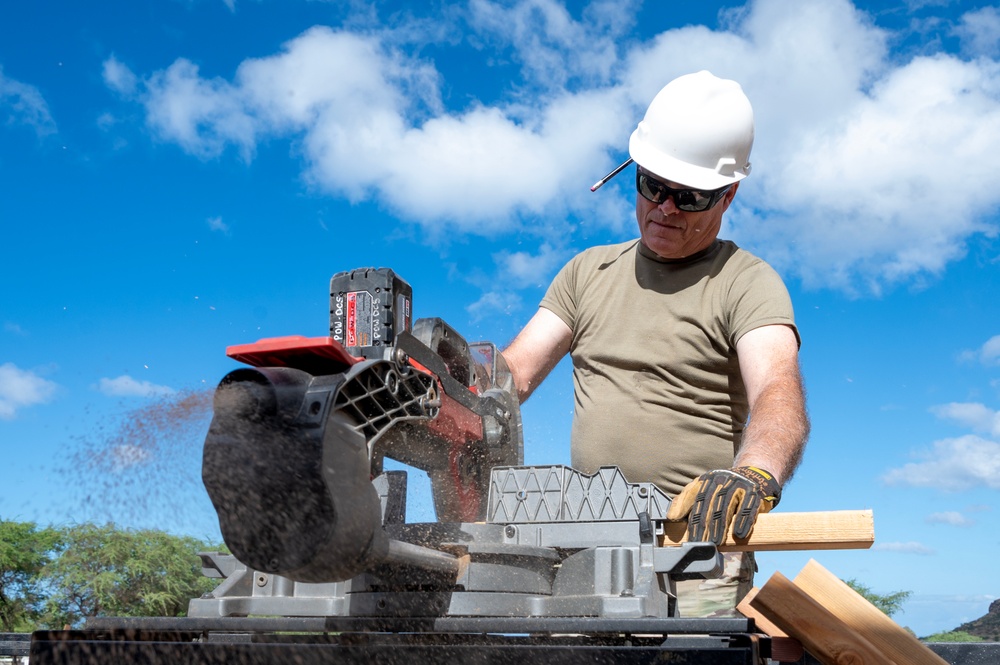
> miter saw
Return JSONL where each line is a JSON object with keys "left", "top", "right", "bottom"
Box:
{"left": 28, "top": 267, "right": 780, "bottom": 664}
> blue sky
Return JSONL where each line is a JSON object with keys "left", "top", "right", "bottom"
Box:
{"left": 2, "top": 0, "right": 999, "bottom": 638}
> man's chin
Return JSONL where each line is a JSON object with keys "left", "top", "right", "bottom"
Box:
{"left": 643, "top": 238, "right": 684, "bottom": 259}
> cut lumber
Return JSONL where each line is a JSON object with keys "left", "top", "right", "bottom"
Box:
{"left": 737, "top": 587, "right": 805, "bottom": 663}
{"left": 751, "top": 570, "right": 896, "bottom": 665}
{"left": 737, "top": 587, "right": 788, "bottom": 637}
{"left": 660, "top": 510, "right": 874, "bottom": 552}
{"left": 792, "top": 559, "right": 948, "bottom": 665}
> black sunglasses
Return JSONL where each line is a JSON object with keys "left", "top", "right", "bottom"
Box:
{"left": 636, "top": 169, "right": 732, "bottom": 212}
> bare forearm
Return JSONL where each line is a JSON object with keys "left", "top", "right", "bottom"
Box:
{"left": 501, "top": 345, "right": 549, "bottom": 403}
{"left": 502, "top": 308, "right": 573, "bottom": 403}
{"left": 733, "top": 376, "right": 809, "bottom": 486}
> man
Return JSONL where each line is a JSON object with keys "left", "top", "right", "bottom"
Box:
{"left": 501, "top": 71, "right": 809, "bottom": 616}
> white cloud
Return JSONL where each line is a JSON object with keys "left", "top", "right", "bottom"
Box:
{"left": 467, "top": 0, "right": 638, "bottom": 89}
{"left": 494, "top": 243, "right": 571, "bottom": 288}
{"left": 882, "top": 435, "right": 1000, "bottom": 491}
{"left": 4, "top": 322, "right": 26, "bottom": 336}
{"left": 144, "top": 58, "right": 258, "bottom": 161}
{"left": 467, "top": 290, "right": 523, "bottom": 322}
{"left": 909, "top": 593, "right": 996, "bottom": 606}
{"left": 102, "top": 55, "right": 138, "bottom": 97}
{"left": 207, "top": 216, "right": 229, "bottom": 233}
{"left": 110, "top": 0, "right": 1000, "bottom": 292}
{"left": 0, "top": 66, "right": 56, "bottom": 136}
{"left": 925, "top": 511, "right": 975, "bottom": 527}
{"left": 954, "top": 6, "right": 1000, "bottom": 58}
{"left": 96, "top": 112, "right": 118, "bottom": 131}
{"left": 963, "top": 334, "right": 1000, "bottom": 366}
{"left": 98, "top": 375, "right": 176, "bottom": 398}
{"left": 905, "top": 0, "right": 950, "bottom": 10}
{"left": 930, "top": 402, "right": 1000, "bottom": 437}
{"left": 119, "top": 24, "right": 631, "bottom": 237}
{"left": 872, "top": 541, "right": 935, "bottom": 555}
{"left": 463, "top": 243, "right": 573, "bottom": 320}
{"left": 743, "top": 52, "right": 1000, "bottom": 292}
{"left": 0, "top": 363, "right": 58, "bottom": 419}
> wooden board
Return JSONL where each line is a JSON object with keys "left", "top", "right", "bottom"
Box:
{"left": 793, "top": 559, "right": 948, "bottom": 665}
{"left": 737, "top": 587, "right": 788, "bottom": 637}
{"left": 737, "top": 587, "right": 805, "bottom": 663}
{"left": 660, "top": 510, "right": 874, "bottom": 551}
{"left": 751, "top": 570, "right": 896, "bottom": 665}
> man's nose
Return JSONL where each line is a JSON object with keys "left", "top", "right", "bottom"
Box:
{"left": 658, "top": 194, "right": 679, "bottom": 213}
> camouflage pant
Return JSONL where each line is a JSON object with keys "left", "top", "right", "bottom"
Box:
{"left": 674, "top": 551, "right": 755, "bottom": 617}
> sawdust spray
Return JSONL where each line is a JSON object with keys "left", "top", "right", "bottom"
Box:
{"left": 67, "top": 387, "right": 218, "bottom": 536}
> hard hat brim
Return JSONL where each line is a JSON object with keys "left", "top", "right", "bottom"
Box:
{"left": 629, "top": 126, "right": 750, "bottom": 191}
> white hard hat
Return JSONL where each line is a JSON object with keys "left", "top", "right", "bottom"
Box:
{"left": 628, "top": 71, "right": 754, "bottom": 190}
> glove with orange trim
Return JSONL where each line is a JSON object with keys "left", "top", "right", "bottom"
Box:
{"left": 665, "top": 466, "right": 781, "bottom": 545}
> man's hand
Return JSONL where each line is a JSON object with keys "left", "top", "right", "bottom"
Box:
{"left": 665, "top": 466, "right": 781, "bottom": 545}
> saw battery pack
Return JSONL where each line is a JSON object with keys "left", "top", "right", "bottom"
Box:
{"left": 329, "top": 267, "right": 413, "bottom": 358}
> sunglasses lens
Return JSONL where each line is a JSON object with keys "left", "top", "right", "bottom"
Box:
{"left": 637, "top": 173, "right": 666, "bottom": 203}
{"left": 636, "top": 171, "right": 725, "bottom": 212}
{"left": 674, "top": 190, "right": 706, "bottom": 210}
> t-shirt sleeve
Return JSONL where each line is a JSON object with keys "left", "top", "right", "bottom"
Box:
{"left": 727, "top": 259, "right": 800, "bottom": 348}
{"left": 539, "top": 256, "right": 580, "bottom": 331}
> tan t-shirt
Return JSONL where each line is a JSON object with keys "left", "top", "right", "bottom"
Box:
{"left": 540, "top": 239, "right": 798, "bottom": 496}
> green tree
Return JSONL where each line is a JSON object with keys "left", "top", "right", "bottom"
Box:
{"left": 40, "top": 523, "right": 218, "bottom": 628}
{"left": 0, "top": 520, "right": 62, "bottom": 631}
{"left": 921, "top": 630, "right": 983, "bottom": 642}
{"left": 844, "top": 578, "right": 911, "bottom": 618}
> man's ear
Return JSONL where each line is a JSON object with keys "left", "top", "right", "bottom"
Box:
{"left": 720, "top": 181, "right": 740, "bottom": 211}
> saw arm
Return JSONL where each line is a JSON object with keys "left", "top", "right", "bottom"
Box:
{"left": 203, "top": 309, "right": 522, "bottom": 583}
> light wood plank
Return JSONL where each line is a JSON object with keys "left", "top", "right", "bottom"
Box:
{"left": 752, "top": 570, "right": 896, "bottom": 665}
{"left": 793, "top": 559, "right": 948, "bottom": 665}
{"left": 737, "top": 586, "right": 788, "bottom": 637}
{"left": 660, "top": 510, "right": 874, "bottom": 551}
{"left": 737, "top": 587, "right": 805, "bottom": 663}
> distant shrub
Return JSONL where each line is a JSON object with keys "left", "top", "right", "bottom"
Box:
{"left": 921, "top": 630, "right": 984, "bottom": 643}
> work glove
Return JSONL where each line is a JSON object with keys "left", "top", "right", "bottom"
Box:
{"left": 665, "top": 466, "right": 781, "bottom": 545}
